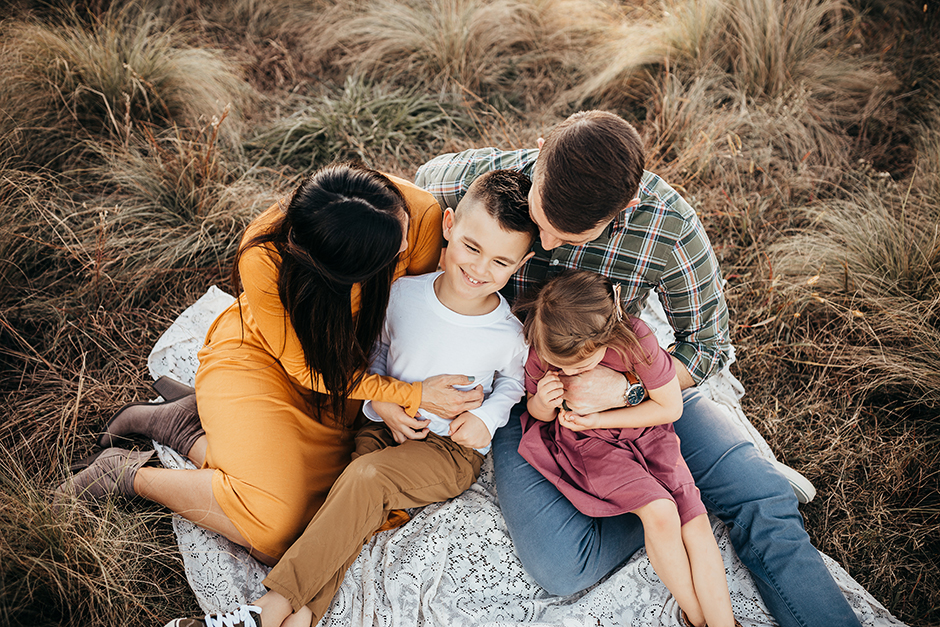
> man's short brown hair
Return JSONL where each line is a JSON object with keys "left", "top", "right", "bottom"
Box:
{"left": 535, "top": 110, "right": 645, "bottom": 235}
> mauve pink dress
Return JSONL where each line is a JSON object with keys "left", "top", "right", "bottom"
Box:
{"left": 518, "top": 318, "right": 707, "bottom": 524}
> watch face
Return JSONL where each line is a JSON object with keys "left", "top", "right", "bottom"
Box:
{"left": 625, "top": 383, "right": 646, "bottom": 406}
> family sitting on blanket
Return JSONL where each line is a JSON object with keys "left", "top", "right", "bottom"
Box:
{"left": 59, "top": 110, "right": 863, "bottom": 627}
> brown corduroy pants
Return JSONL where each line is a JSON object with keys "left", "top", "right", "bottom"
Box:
{"left": 262, "top": 422, "right": 484, "bottom": 622}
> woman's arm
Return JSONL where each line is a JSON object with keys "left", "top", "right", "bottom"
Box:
{"left": 559, "top": 374, "right": 682, "bottom": 431}
{"left": 240, "top": 241, "right": 427, "bottom": 413}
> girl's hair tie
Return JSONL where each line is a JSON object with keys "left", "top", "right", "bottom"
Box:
{"left": 612, "top": 283, "right": 624, "bottom": 321}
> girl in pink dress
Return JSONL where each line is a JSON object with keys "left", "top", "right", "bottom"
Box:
{"left": 516, "top": 269, "right": 738, "bottom": 627}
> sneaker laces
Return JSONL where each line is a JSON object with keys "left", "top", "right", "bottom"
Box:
{"left": 203, "top": 604, "right": 262, "bottom": 627}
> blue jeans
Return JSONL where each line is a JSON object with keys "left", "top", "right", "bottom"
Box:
{"left": 492, "top": 389, "right": 861, "bottom": 627}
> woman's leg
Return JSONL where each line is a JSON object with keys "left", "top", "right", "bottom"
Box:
{"left": 633, "top": 500, "right": 704, "bottom": 626}
{"left": 193, "top": 336, "right": 356, "bottom": 560}
{"left": 186, "top": 434, "right": 207, "bottom": 467}
{"left": 133, "top": 466, "right": 278, "bottom": 566}
{"left": 681, "top": 514, "right": 734, "bottom": 627}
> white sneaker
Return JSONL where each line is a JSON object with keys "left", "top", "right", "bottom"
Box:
{"left": 770, "top": 459, "right": 817, "bottom": 504}
{"left": 164, "top": 604, "right": 262, "bottom": 627}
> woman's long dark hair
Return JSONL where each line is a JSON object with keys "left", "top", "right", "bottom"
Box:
{"left": 233, "top": 163, "right": 407, "bottom": 426}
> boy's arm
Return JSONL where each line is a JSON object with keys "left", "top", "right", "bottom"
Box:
{"left": 363, "top": 317, "right": 433, "bottom": 441}
{"left": 361, "top": 323, "right": 394, "bottom": 421}
{"left": 559, "top": 375, "right": 682, "bottom": 431}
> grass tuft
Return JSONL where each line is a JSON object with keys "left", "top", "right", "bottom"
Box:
{"left": 248, "top": 75, "right": 474, "bottom": 172}
{"left": 0, "top": 6, "right": 252, "bottom": 168}
{"left": 300, "top": 0, "right": 599, "bottom": 107}
{"left": 79, "top": 117, "right": 274, "bottom": 305}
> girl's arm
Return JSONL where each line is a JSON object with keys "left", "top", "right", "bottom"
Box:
{"left": 559, "top": 374, "right": 682, "bottom": 431}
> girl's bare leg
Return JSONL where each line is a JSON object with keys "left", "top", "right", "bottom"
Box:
{"left": 133, "top": 464, "right": 278, "bottom": 567}
{"left": 682, "top": 514, "right": 735, "bottom": 627}
{"left": 633, "top": 500, "right": 705, "bottom": 626}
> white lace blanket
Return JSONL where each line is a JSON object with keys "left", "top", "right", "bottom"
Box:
{"left": 149, "top": 286, "right": 905, "bottom": 627}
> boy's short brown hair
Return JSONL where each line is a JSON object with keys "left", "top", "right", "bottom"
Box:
{"left": 535, "top": 110, "right": 645, "bottom": 235}
{"left": 463, "top": 169, "right": 537, "bottom": 241}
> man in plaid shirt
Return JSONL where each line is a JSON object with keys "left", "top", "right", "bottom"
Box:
{"left": 413, "top": 111, "right": 861, "bottom": 627}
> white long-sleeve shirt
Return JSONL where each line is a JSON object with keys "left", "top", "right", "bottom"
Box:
{"left": 363, "top": 271, "right": 527, "bottom": 454}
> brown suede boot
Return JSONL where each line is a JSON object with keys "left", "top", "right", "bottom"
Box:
{"left": 150, "top": 375, "right": 195, "bottom": 402}
{"left": 98, "top": 393, "right": 204, "bottom": 455}
{"left": 56, "top": 447, "right": 155, "bottom": 501}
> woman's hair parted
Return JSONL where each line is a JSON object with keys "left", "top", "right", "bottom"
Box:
{"left": 233, "top": 162, "right": 407, "bottom": 426}
{"left": 515, "top": 269, "right": 651, "bottom": 369}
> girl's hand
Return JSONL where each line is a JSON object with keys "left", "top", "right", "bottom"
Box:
{"left": 527, "top": 372, "right": 565, "bottom": 422}
{"left": 558, "top": 409, "right": 602, "bottom": 432}
{"left": 536, "top": 372, "right": 565, "bottom": 409}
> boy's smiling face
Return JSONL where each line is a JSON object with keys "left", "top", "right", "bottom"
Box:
{"left": 437, "top": 198, "right": 534, "bottom": 314}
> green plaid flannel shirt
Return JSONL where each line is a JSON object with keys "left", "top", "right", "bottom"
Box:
{"left": 414, "top": 147, "right": 731, "bottom": 384}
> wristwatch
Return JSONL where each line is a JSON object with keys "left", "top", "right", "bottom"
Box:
{"left": 622, "top": 371, "right": 647, "bottom": 406}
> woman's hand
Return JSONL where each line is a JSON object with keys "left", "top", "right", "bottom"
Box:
{"left": 559, "top": 365, "right": 627, "bottom": 414}
{"left": 370, "top": 401, "right": 430, "bottom": 444}
{"left": 420, "top": 374, "right": 483, "bottom": 419}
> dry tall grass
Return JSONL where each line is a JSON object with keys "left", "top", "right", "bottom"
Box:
{"left": 299, "top": 0, "right": 603, "bottom": 108}
{"left": 82, "top": 119, "right": 274, "bottom": 304}
{"left": 0, "top": 450, "right": 190, "bottom": 627}
{"left": 1, "top": 0, "right": 937, "bottom": 625}
{"left": 0, "top": 6, "right": 251, "bottom": 167}
{"left": 573, "top": 0, "right": 897, "bottom": 171}
{"left": 248, "top": 75, "right": 474, "bottom": 172}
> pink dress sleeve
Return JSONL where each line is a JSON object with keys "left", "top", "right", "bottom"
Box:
{"left": 626, "top": 317, "right": 675, "bottom": 391}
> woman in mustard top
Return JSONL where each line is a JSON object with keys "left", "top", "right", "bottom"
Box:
{"left": 61, "top": 163, "right": 482, "bottom": 564}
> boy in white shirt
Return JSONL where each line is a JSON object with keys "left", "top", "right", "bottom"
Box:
{"left": 363, "top": 169, "right": 538, "bottom": 453}
{"left": 166, "top": 169, "right": 536, "bottom": 627}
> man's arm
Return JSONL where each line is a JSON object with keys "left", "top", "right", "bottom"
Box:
{"left": 414, "top": 148, "right": 539, "bottom": 208}
{"left": 658, "top": 215, "right": 731, "bottom": 385}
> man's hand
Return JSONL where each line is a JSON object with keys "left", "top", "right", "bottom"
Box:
{"left": 671, "top": 355, "right": 696, "bottom": 390}
{"left": 558, "top": 409, "right": 602, "bottom": 432}
{"left": 558, "top": 365, "right": 627, "bottom": 414}
{"left": 420, "top": 374, "right": 484, "bottom": 419}
{"left": 370, "top": 401, "right": 430, "bottom": 444}
{"left": 448, "top": 412, "right": 491, "bottom": 449}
